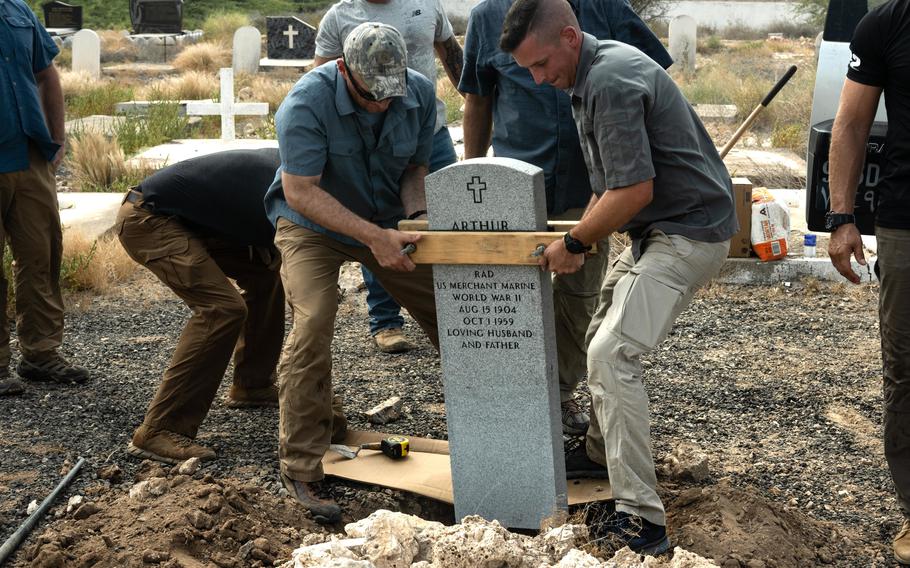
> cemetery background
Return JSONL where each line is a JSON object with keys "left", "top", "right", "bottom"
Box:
{"left": 0, "top": 2, "right": 896, "bottom": 566}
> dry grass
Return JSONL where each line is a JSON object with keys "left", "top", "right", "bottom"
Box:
{"left": 236, "top": 74, "right": 296, "bottom": 111}
{"left": 60, "top": 70, "right": 106, "bottom": 97}
{"left": 674, "top": 37, "right": 816, "bottom": 156}
{"left": 69, "top": 131, "right": 160, "bottom": 191}
{"left": 202, "top": 11, "right": 252, "bottom": 44}
{"left": 69, "top": 131, "right": 127, "bottom": 191}
{"left": 97, "top": 29, "right": 139, "bottom": 63}
{"left": 172, "top": 42, "right": 230, "bottom": 73}
{"left": 138, "top": 71, "right": 219, "bottom": 101}
{"left": 62, "top": 233, "right": 139, "bottom": 294}
{"left": 437, "top": 79, "right": 464, "bottom": 124}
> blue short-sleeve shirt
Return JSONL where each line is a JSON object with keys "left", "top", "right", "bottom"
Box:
{"left": 0, "top": 0, "right": 60, "bottom": 173}
{"left": 459, "top": 0, "right": 671, "bottom": 215}
{"left": 264, "top": 63, "right": 436, "bottom": 246}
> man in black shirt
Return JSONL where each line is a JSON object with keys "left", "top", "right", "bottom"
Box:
{"left": 826, "top": 0, "right": 910, "bottom": 562}
{"left": 117, "top": 149, "right": 345, "bottom": 465}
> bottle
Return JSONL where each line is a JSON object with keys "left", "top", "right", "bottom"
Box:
{"left": 804, "top": 234, "right": 817, "bottom": 258}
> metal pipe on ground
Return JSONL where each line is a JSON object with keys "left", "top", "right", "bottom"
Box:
{"left": 0, "top": 457, "right": 86, "bottom": 564}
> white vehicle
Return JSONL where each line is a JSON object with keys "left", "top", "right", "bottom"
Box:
{"left": 806, "top": 0, "right": 888, "bottom": 233}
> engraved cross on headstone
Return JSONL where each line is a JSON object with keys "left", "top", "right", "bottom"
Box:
{"left": 283, "top": 24, "right": 298, "bottom": 48}
{"left": 466, "top": 176, "right": 487, "bottom": 204}
{"left": 426, "top": 158, "right": 566, "bottom": 530}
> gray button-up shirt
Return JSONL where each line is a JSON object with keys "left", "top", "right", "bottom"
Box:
{"left": 569, "top": 33, "right": 737, "bottom": 248}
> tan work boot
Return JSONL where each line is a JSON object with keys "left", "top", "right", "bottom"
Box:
{"left": 280, "top": 472, "right": 341, "bottom": 524}
{"left": 373, "top": 328, "right": 415, "bottom": 353}
{"left": 225, "top": 384, "right": 278, "bottom": 408}
{"left": 895, "top": 519, "right": 910, "bottom": 564}
{"left": 127, "top": 424, "right": 216, "bottom": 465}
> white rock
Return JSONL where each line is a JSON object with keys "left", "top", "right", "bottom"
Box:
{"left": 345, "top": 510, "right": 444, "bottom": 567}
{"left": 554, "top": 548, "right": 604, "bottom": 567}
{"left": 430, "top": 515, "right": 527, "bottom": 567}
{"left": 537, "top": 524, "right": 588, "bottom": 559}
{"left": 177, "top": 457, "right": 201, "bottom": 476}
{"left": 26, "top": 500, "right": 39, "bottom": 515}
{"left": 66, "top": 495, "right": 84, "bottom": 513}
{"left": 128, "top": 477, "right": 169, "bottom": 500}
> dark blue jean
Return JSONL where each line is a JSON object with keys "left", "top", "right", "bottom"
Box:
{"left": 363, "top": 126, "right": 457, "bottom": 335}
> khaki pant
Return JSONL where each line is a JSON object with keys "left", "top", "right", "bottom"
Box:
{"left": 585, "top": 231, "right": 728, "bottom": 526}
{"left": 0, "top": 143, "right": 64, "bottom": 366}
{"left": 116, "top": 201, "right": 285, "bottom": 437}
{"left": 552, "top": 207, "right": 610, "bottom": 401}
{"left": 275, "top": 218, "right": 438, "bottom": 482}
{"left": 877, "top": 227, "right": 910, "bottom": 518}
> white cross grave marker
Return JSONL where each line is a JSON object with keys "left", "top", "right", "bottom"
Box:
{"left": 283, "top": 24, "right": 298, "bottom": 49}
{"left": 185, "top": 68, "right": 269, "bottom": 141}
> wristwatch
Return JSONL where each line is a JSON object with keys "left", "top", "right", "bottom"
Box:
{"left": 563, "top": 232, "right": 592, "bottom": 254}
{"left": 825, "top": 212, "right": 856, "bottom": 232}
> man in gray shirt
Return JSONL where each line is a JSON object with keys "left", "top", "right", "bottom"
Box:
{"left": 501, "top": 0, "right": 736, "bottom": 555}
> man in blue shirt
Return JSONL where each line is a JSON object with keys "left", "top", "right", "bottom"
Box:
{"left": 0, "top": 0, "right": 89, "bottom": 397}
{"left": 264, "top": 22, "right": 439, "bottom": 523}
{"left": 459, "top": 0, "right": 671, "bottom": 437}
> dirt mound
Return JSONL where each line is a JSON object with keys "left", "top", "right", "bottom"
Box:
{"left": 665, "top": 481, "right": 842, "bottom": 567}
{"left": 23, "top": 460, "right": 322, "bottom": 568}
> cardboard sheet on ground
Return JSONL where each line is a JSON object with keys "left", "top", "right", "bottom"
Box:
{"left": 323, "top": 430, "right": 612, "bottom": 506}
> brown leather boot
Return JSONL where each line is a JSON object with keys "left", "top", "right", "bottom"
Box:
{"left": 895, "top": 519, "right": 910, "bottom": 564}
{"left": 281, "top": 472, "right": 341, "bottom": 524}
{"left": 127, "top": 424, "right": 216, "bottom": 465}
{"left": 225, "top": 384, "right": 279, "bottom": 408}
{"left": 373, "top": 328, "right": 415, "bottom": 353}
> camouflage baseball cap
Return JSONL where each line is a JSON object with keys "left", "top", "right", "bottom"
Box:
{"left": 342, "top": 22, "right": 408, "bottom": 100}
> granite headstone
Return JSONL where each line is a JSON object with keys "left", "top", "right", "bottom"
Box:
{"left": 266, "top": 16, "right": 315, "bottom": 60}
{"left": 232, "top": 26, "right": 261, "bottom": 74}
{"left": 72, "top": 28, "right": 100, "bottom": 79}
{"left": 426, "top": 157, "right": 567, "bottom": 529}
{"left": 669, "top": 15, "right": 697, "bottom": 72}
{"left": 43, "top": 1, "right": 82, "bottom": 30}
{"left": 130, "top": 0, "right": 183, "bottom": 34}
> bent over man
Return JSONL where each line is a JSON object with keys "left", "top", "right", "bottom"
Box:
{"left": 314, "top": 0, "right": 463, "bottom": 354}
{"left": 118, "top": 149, "right": 286, "bottom": 464}
{"left": 502, "top": 0, "right": 736, "bottom": 554}
{"left": 0, "top": 0, "right": 88, "bottom": 396}
{"left": 265, "top": 23, "right": 439, "bottom": 524}
{"left": 825, "top": 0, "right": 910, "bottom": 562}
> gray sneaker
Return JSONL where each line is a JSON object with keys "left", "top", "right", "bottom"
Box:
{"left": 0, "top": 367, "right": 25, "bottom": 396}
{"left": 561, "top": 398, "right": 590, "bottom": 435}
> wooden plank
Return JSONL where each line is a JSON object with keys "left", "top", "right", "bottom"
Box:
{"left": 398, "top": 219, "right": 579, "bottom": 232}
{"left": 401, "top": 231, "right": 595, "bottom": 265}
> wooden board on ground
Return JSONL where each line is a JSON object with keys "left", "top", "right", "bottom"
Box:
{"left": 323, "top": 430, "right": 612, "bottom": 506}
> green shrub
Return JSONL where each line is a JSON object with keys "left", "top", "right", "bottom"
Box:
{"left": 116, "top": 103, "right": 187, "bottom": 155}
{"left": 66, "top": 84, "right": 134, "bottom": 119}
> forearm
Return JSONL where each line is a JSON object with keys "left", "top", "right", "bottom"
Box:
{"left": 37, "top": 64, "right": 65, "bottom": 143}
{"left": 828, "top": 79, "right": 881, "bottom": 214}
{"left": 435, "top": 37, "right": 464, "bottom": 89}
{"left": 828, "top": 116, "right": 871, "bottom": 213}
{"left": 283, "top": 172, "right": 382, "bottom": 245}
{"left": 399, "top": 164, "right": 428, "bottom": 217}
{"left": 462, "top": 94, "right": 493, "bottom": 159}
{"left": 570, "top": 182, "right": 653, "bottom": 245}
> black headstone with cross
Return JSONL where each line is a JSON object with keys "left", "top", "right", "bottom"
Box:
{"left": 266, "top": 16, "right": 316, "bottom": 60}
{"left": 43, "top": 1, "right": 82, "bottom": 30}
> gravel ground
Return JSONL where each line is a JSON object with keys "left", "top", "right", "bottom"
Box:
{"left": 0, "top": 269, "right": 899, "bottom": 566}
